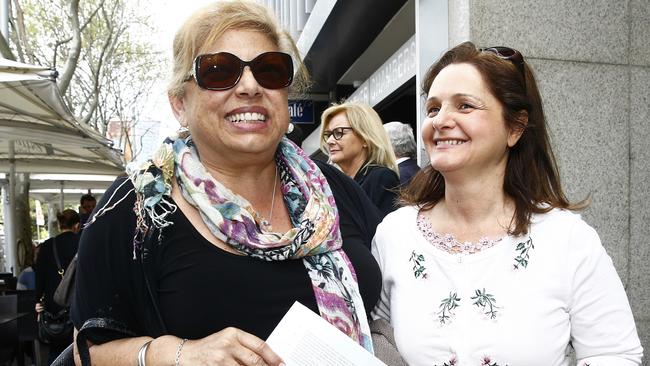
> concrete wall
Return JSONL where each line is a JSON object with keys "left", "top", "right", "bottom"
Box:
{"left": 449, "top": 0, "right": 649, "bottom": 361}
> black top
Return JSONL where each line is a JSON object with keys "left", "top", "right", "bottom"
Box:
{"left": 35, "top": 231, "right": 79, "bottom": 313}
{"left": 354, "top": 164, "right": 400, "bottom": 217}
{"left": 72, "top": 160, "right": 382, "bottom": 344}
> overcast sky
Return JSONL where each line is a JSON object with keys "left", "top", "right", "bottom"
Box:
{"left": 141, "top": 0, "right": 215, "bottom": 140}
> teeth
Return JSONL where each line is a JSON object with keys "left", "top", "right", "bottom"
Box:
{"left": 226, "top": 112, "right": 267, "bottom": 123}
{"left": 436, "top": 140, "right": 465, "bottom": 146}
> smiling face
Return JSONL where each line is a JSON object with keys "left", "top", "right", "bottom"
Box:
{"left": 422, "top": 63, "right": 523, "bottom": 178}
{"left": 169, "top": 29, "right": 290, "bottom": 165}
{"left": 325, "top": 112, "right": 367, "bottom": 171}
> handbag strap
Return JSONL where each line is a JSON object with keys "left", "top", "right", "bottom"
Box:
{"left": 52, "top": 237, "right": 65, "bottom": 278}
{"left": 76, "top": 317, "right": 137, "bottom": 366}
{"left": 74, "top": 228, "right": 166, "bottom": 366}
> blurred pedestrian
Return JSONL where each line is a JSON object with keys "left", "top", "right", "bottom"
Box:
{"left": 17, "top": 243, "right": 40, "bottom": 290}
{"left": 320, "top": 101, "right": 400, "bottom": 217}
{"left": 383, "top": 121, "right": 420, "bottom": 185}
{"left": 78, "top": 192, "right": 96, "bottom": 226}
{"left": 35, "top": 209, "right": 80, "bottom": 364}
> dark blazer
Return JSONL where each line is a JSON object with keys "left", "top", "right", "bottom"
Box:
{"left": 398, "top": 158, "right": 420, "bottom": 185}
{"left": 354, "top": 164, "right": 400, "bottom": 218}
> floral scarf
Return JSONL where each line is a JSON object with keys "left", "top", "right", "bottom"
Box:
{"left": 128, "top": 131, "right": 373, "bottom": 352}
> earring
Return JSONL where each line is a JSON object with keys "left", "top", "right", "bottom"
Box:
{"left": 286, "top": 122, "right": 295, "bottom": 134}
{"left": 170, "top": 124, "right": 189, "bottom": 139}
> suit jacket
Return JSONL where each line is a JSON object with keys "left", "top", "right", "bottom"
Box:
{"left": 354, "top": 164, "right": 400, "bottom": 218}
{"left": 398, "top": 158, "right": 420, "bottom": 185}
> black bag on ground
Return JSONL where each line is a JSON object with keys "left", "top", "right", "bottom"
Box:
{"left": 38, "top": 308, "right": 74, "bottom": 343}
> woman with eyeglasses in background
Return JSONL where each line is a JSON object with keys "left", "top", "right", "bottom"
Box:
{"left": 372, "top": 42, "right": 643, "bottom": 365}
{"left": 68, "top": 1, "right": 384, "bottom": 365}
{"left": 320, "top": 102, "right": 401, "bottom": 217}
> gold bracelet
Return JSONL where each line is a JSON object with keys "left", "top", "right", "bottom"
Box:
{"left": 137, "top": 340, "right": 153, "bottom": 366}
{"left": 175, "top": 338, "right": 188, "bottom": 366}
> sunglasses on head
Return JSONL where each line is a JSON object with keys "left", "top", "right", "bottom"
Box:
{"left": 480, "top": 46, "right": 526, "bottom": 85}
{"left": 185, "top": 51, "right": 294, "bottom": 91}
{"left": 323, "top": 127, "right": 354, "bottom": 141}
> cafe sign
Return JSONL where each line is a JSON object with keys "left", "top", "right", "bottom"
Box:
{"left": 288, "top": 100, "right": 314, "bottom": 124}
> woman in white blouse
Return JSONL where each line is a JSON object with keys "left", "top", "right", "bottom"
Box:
{"left": 372, "top": 42, "right": 643, "bottom": 366}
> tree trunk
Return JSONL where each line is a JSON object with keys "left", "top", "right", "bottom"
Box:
{"left": 14, "top": 173, "right": 32, "bottom": 272}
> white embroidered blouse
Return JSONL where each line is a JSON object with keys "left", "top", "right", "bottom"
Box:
{"left": 372, "top": 206, "right": 643, "bottom": 366}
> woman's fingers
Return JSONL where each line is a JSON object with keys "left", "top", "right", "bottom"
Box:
{"left": 188, "top": 328, "right": 283, "bottom": 366}
{"left": 231, "top": 328, "right": 284, "bottom": 366}
{"left": 232, "top": 347, "right": 269, "bottom": 366}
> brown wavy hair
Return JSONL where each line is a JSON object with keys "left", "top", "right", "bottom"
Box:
{"left": 401, "top": 41, "right": 586, "bottom": 236}
{"left": 57, "top": 209, "right": 80, "bottom": 230}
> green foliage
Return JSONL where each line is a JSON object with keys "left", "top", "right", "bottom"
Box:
{"left": 10, "top": 0, "right": 163, "bottom": 141}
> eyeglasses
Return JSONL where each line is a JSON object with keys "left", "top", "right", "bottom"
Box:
{"left": 323, "top": 127, "right": 354, "bottom": 141}
{"left": 185, "top": 51, "right": 294, "bottom": 91}
{"left": 480, "top": 46, "right": 526, "bottom": 84}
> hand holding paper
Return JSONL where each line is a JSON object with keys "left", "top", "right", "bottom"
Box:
{"left": 266, "top": 301, "right": 387, "bottom": 366}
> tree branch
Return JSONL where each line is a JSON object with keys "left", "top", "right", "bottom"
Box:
{"left": 58, "top": 0, "right": 82, "bottom": 95}
{"left": 51, "top": 0, "right": 106, "bottom": 51}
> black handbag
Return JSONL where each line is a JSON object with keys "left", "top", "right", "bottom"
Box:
{"left": 38, "top": 308, "right": 74, "bottom": 343}
{"left": 38, "top": 237, "right": 74, "bottom": 343}
{"left": 54, "top": 254, "right": 77, "bottom": 307}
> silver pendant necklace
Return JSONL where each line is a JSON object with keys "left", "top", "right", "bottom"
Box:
{"left": 262, "top": 166, "right": 278, "bottom": 228}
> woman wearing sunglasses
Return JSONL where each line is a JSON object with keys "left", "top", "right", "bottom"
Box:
{"left": 372, "top": 42, "right": 643, "bottom": 365}
{"left": 320, "top": 102, "right": 401, "bottom": 217}
{"left": 68, "top": 1, "right": 383, "bottom": 365}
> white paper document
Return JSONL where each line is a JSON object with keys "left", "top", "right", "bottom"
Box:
{"left": 266, "top": 301, "right": 387, "bottom": 366}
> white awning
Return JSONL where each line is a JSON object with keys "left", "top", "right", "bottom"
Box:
{"left": 0, "top": 58, "right": 124, "bottom": 174}
{"left": 0, "top": 57, "right": 124, "bottom": 274}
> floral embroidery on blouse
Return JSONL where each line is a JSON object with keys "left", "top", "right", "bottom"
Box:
{"left": 481, "top": 356, "right": 508, "bottom": 366}
{"left": 416, "top": 212, "right": 503, "bottom": 255}
{"left": 513, "top": 236, "right": 534, "bottom": 269}
{"left": 435, "top": 355, "right": 458, "bottom": 366}
{"left": 471, "top": 288, "right": 500, "bottom": 319}
{"left": 409, "top": 250, "right": 428, "bottom": 279}
{"left": 437, "top": 292, "right": 461, "bottom": 325}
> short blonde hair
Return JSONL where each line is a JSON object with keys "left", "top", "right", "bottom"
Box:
{"left": 167, "top": 0, "right": 310, "bottom": 98}
{"left": 320, "top": 101, "right": 398, "bottom": 175}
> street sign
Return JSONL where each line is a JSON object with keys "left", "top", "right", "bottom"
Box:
{"left": 288, "top": 100, "right": 314, "bottom": 124}
{"left": 35, "top": 200, "right": 45, "bottom": 226}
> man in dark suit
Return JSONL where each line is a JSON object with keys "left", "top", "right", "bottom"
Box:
{"left": 384, "top": 121, "right": 420, "bottom": 185}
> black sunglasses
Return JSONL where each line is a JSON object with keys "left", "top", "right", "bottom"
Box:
{"left": 323, "top": 127, "right": 354, "bottom": 141}
{"left": 480, "top": 46, "right": 526, "bottom": 85}
{"left": 186, "top": 51, "right": 294, "bottom": 91}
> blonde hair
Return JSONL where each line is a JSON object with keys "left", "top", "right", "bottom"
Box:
{"left": 320, "top": 101, "right": 399, "bottom": 175}
{"left": 167, "top": 0, "right": 310, "bottom": 98}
